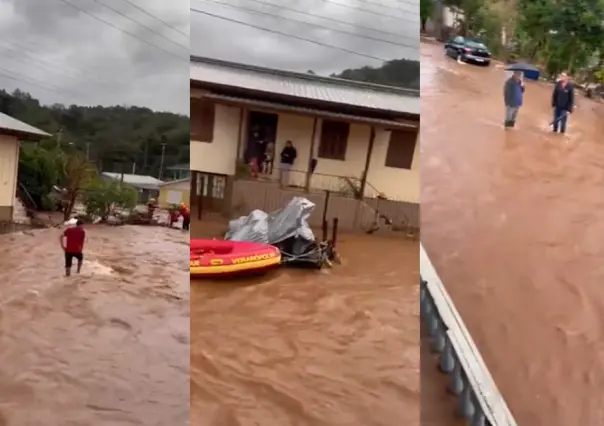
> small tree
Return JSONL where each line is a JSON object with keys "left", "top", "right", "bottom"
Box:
{"left": 82, "top": 178, "right": 138, "bottom": 222}
{"left": 18, "top": 145, "right": 61, "bottom": 209}
{"left": 61, "top": 153, "right": 94, "bottom": 220}
{"left": 420, "top": 0, "right": 434, "bottom": 33}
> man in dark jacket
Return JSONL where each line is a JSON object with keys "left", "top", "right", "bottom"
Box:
{"left": 551, "top": 72, "right": 574, "bottom": 134}
{"left": 279, "top": 140, "right": 297, "bottom": 187}
{"left": 503, "top": 71, "right": 525, "bottom": 128}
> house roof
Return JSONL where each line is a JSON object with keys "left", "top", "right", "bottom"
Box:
{"left": 101, "top": 172, "right": 164, "bottom": 189}
{"left": 158, "top": 177, "right": 190, "bottom": 187}
{"left": 202, "top": 93, "right": 417, "bottom": 130}
{"left": 0, "top": 112, "right": 50, "bottom": 138}
{"left": 166, "top": 163, "right": 189, "bottom": 170}
{"left": 190, "top": 56, "right": 419, "bottom": 115}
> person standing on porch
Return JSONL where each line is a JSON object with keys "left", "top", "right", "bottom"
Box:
{"left": 279, "top": 140, "right": 297, "bottom": 187}
{"left": 263, "top": 140, "right": 275, "bottom": 175}
{"left": 247, "top": 131, "right": 261, "bottom": 178}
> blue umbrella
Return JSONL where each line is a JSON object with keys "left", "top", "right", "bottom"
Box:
{"left": 505, "top": 63, "right": 540, "bottom": 72}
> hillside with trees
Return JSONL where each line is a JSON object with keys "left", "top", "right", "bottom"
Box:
{"left": 329, "top": 58, "right": 420, "bottom": 90}
{"left": 0, "top": 89, "right": 189, "bottom": 177}
{"left": 0, "top": 89, "right": 189, "bottom": 216}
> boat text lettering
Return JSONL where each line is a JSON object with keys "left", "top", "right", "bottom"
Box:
{"left": 232, "top": 253, "right": 275, "bottom": 264}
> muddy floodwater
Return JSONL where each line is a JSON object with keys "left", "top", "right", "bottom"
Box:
{"left": 421, "top": 40, "right": 604, "bottom": 425}
{"left": 191, "top": 222, "right": 419, "bottom": 426}
{"left": 0, "top": 226, "right": 189, "bottom": 426}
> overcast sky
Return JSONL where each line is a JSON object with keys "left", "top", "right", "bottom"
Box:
{"left": 0, "top": 0, "right": 189, "bottom": 114}
{"left": 191, "top": 0, "right": 419, "bottom": 75}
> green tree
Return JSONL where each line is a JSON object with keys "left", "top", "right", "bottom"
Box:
{"left": 60, "top": 153, "right": 94, "bottom": 220}
{"left": 17, "top": 145, "right": 63, "bottom": 209}
{"left": 420, "top": 0, "right": 434, "bottom": 33}
{"left": 82, "top": 179, "right": 138, "bottom": 221}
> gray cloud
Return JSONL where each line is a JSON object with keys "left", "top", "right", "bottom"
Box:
{"left": 0, "top": 0, "right": 189, "bottom": 114}
{"left": 191, "top": 0, "right": 419, "bottom": 75}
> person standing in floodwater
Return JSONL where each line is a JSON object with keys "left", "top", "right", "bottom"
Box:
{"left": 179, "top": 203, "right": 190, "bottom": 231}
{"left": 60, "top": 219, "right": 86, "bottom": 276}
{"left": 503, "top": 71, "right": 525, "bottom": 128}
{"left": 551, "top": 71, "right": 575, "bottom": 134}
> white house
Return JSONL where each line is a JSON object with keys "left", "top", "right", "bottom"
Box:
{"left": 190, "top": 56, "right": 420, "bottom": 209}
{"left": 0, "top": 112, "right": 49, "bottom": 222}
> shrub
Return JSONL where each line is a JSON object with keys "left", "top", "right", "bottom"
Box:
{"left": 82, "top": 178, "right": 138, "bottom": 221}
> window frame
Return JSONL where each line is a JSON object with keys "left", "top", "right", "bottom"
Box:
{"left": 317, "top": 119, "right": 350, "bottom": 161}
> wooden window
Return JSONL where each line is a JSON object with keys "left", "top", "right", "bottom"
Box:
{"left": 190, "top": 98, "right": 215, "bottom": 142}
{"left": 318, "top": 120, "right": 349, "bottom": 160}
{"left": 385, "top": 129, "right": 417, "bottom": 169}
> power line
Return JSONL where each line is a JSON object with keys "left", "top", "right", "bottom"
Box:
{"left": 0, "top": 68, "right": 68, "bottom": 95}
{"left": 355, "top": 0, "right": 418, "bottom": 13}
{"left": 222, "top": 0, "right": 408, "bottom": 39}
{"left": 320, "top": 0, "right": 418, "bottom": 22}
{"left": 0, "top": 42, "right": 119, "bottom": 91}
{"left": 0, "top": 40, "right": 146, "bottom": 96}
{"left": 198, "top": 0, "right": 417, "bottom": 48}
{"left": 192, "top": 8, "right": 391, "bottom": 62}
{"left": 87, "top": 0, "right": 189, "bottom": 51}
{"left": 0, "top": 65, "right": 77, "bottom": 95}
{"left": 53, "top": 0, "right": 188, "bottom": 62}
{"left": 118, "top": 0, "right": 189, "bottom": 38}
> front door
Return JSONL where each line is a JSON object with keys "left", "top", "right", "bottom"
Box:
{"left": 192, "top": 171, "right": 227, "bottom": 215}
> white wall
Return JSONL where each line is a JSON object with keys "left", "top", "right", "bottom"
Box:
{"left": 188, "top": 91, "right": 418, "bottom": 202}
{"left": 268, "top": 114, "right": 419, "bottom": 202}
{"left": 0, "top": 134, "right": 18, "bottom": 209}
{"left": 366, "top": 129, "right": 420, "bottom": 203}
{"left": 190, "top": 90, "right": 241, "bottom": 175}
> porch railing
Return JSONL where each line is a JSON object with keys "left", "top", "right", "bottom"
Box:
{"left": 420, "top": 244, "right": 517, "bottom": 426}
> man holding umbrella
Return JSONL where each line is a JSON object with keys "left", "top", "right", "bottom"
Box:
{"left": 551, "top": 71, "right": 574, "bottom": 134}
{"left": 503, "top": 70, "right": 525, "bottom": 128}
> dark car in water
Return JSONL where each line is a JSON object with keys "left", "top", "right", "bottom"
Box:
{"left": 444, "top": 36, "right": 492, "bottom": 66}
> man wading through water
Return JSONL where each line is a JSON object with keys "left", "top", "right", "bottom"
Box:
{"left": 551, "top": 71, "right": 574, "bottom": 134}
{"left": 503, "top": 71, "right": 525, "bottom": 128}
{"left": 60, "top": 219, "right": 86, "bottom": 276}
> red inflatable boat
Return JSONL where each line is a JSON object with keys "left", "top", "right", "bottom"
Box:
{"left": 190, "top": 239, "right": 281, "bottom": 277}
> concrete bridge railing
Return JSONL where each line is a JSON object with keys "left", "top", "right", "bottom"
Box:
{"left": 420, "top": 244, "right": 518, "bottom": 426}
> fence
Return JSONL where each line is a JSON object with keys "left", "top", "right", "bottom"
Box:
{"left": 230, "top": 179, "right": 419, "bottom": 232}
{"left": 420, "top": 245, "right": 517, "bottom": 426}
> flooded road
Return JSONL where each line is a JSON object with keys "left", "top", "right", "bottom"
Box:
{"left": 0, "top": 226, "right": 189, "bottom": 426}
{"left": 191, "top": 222, "right": 419, "bottom": 426}
{"left": 421, "top": 40, "right": 604, "bottom": 425}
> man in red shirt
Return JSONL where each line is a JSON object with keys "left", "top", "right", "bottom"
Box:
{"left": 60, "top": 219, "right": 86, "bottom": 276}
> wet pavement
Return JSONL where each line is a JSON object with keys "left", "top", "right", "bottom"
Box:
{"left": 421, "top": 40, "right": 604, "bottom": 425}
{"left": 0, "top": 226, "right": 189, "bottom": 426}
{"left": 191, "top": 221, "right": 420, "bottom": 426}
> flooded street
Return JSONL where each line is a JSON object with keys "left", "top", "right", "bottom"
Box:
{"left": 421, "top": 40, "right": 604, "bottom": 425}
{"left": 191, "top": 222, "right": 419, "bottom": 426}
{"left": 0, "top": 226, "right": 189, "bottom": 426}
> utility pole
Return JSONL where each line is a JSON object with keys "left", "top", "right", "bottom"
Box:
{"left": 434, "top": 0, "right": 444, "bottom": 40}
{"left": 143, "top": 139, "right": 149, "bottom": 172}
{"left": 158, "top": 135, "right": 167, "bottom": 180}
{"left": 56, "top": 127, "right": 64, "bottom": 149}
{"left": 85, "top": 142, "right": 91, "bottom": 161}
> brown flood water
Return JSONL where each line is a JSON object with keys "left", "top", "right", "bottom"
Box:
{"left": 190, "top": 221, "right": 419, "bottom": 426}
{"left": 421, "top": 41, "right": 604, "bottom": 425}
{"left": 0, "top": 226, "right": 189, "bottom": 426}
